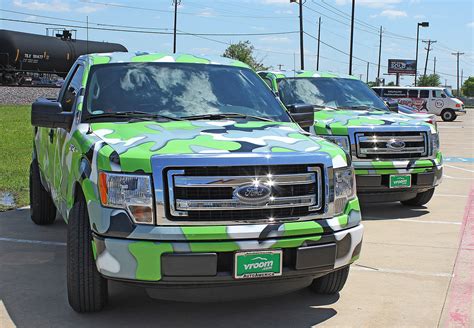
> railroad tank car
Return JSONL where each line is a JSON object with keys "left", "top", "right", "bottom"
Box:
{"left": 0, "top": 29, "right": 127, "bottom": 84}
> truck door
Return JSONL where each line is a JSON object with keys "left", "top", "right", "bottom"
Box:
{"left": 427, "top": 89, "right": 445, "bottom": 115}
{"left": 52, "top": 64, "right": 84, "bottom": 211}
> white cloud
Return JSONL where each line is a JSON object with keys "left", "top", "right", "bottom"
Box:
{"left": 196, "top": 8, "right": 215, "bottom": 17}
{"left": 274, "top": 9, "right": 293, "bottom": 15}
{"left": 335, "top": 0, "right": 402, "bottom": 9}
{"left": 13, "top": 0, "right": 70, "bottom": 12}
{"left": 76, "top": 5, "right": 103, "bottom": 14}
{"left": 467, "top": 22, "right": 474, "bottom": 28}
{"left": 259, "top": 36, "right": 291, "bottom": 43}
{"left": 262, "top": 0, "right": 290, "bottom": 3}
{"left": 380, "top": 9, "right": 408, "bottom": 19}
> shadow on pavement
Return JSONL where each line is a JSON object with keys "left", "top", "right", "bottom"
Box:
{"left": 0, "top": 209, "right": 340, "bottom": 328}
{"left": 360, "top": 202, "right": 429, "bottom": 221}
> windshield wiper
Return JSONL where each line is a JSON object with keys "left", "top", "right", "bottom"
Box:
{"left": 180, "top": 113, "right": 273, "bottom": 122}
{"left": 85, "top": 111, "right": 183, "bottom": 122}
{"left": 313, "top": 104, "right": 339, "bottom": 110}
{"left": 338, "top": 105, "right": 385, "bottom": 111}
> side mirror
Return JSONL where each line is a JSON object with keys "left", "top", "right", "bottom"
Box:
{"left": 386, "top": 100, "right": 399, "bottom": 113}
{"left": 31, "top": 98, "right": 74, "bottom": 130}
{"left": 286, "top": 103, "right": 314, "bottom": 129}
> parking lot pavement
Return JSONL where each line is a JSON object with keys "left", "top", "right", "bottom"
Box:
{"left": 0, "top": 112, "right": 473, "bottom": 328}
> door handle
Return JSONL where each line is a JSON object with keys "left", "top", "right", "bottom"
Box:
{"left": 48, "top": 129, "right": 54, "bottom": 143}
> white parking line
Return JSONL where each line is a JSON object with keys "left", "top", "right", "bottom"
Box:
{"left": 444, "top": 164, "right": 474, "bottom": 173}
{"left": 353, "top": 265, "right": 453, "bottom": 278}
{"left": 363, "top": 217, "right": 461, "bottom": 225}
{"left": 434, "top": 193, "right": 469, "bottom": 198}
{"left": 0, "top": 300, "right": 15, "bottom": 328}
{"left": 444, "top": 174, "right": 474, "bottom": 180}
{"left": 0, "top": 237, "right": 66, "bottom": 246}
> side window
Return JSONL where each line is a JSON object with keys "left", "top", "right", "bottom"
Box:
{"left": 419, "top": 90, "right": 429, "bottom": 98}
{"left": 408, "top": 89, "right": 418, "bottom": 98}
{"left": 60, "top": 65, "right": 84, "bottom": 112}
{"left": 433, "top": 90, "right": 445, "bottom": 98}
{"left": 262, "top": 78, "right": 272, "bottom": 89}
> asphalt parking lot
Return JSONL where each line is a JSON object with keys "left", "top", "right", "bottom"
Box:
{"left": 0, "top": 111, "right": 473, "bottom": 328}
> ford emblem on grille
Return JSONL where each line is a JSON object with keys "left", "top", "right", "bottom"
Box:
{"left": 386, "top": 140, "right": 406, "bottom": 150}
{"left": 234, "top": 184, "right": 271, "bottom": 204}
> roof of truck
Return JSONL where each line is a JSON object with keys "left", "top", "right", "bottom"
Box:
{"left": 79, "top": 52, "right": 251, "bottom": 68}
{"left": 258, "top": 70, "right": 359, "bottom": 80}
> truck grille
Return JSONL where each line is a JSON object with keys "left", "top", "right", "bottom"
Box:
{"left": 355, "top": 132, "right": 428, "bottom": 159}
{"left": 165, "top": 165, "right": 322, "bottom": 222}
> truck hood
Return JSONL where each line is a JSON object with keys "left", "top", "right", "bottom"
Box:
{"left": 89, "top": 120, "right": 348, "bottom": 172}
{"left": 313, "top": 109, "right": 436, "bottom": 135}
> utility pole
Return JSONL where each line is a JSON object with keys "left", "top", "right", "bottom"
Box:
{"left": 377, "top": 26, "right": 382, "bottom": 85}
{"left": 461, "top": 69, "right": 464, "bottom": 95}
{"left": 291, "top": 0, "right": 305, "bottom": 70}
{"left": 415, "top": 21, "right": 429, "bottom": 86}
{"left": 422, "top": 40, "right": 436, "bottom": 77}
{"left": 452, "top": 51, "right": 464, "bottom": 96}
{"left": 349, "top": 0, "right": 355, "bottom": 75}
{"left": 433, "top": 56, "right": 436, "bottom": 75}
{"left": 366, "top": 62, "right": 369, "bottom": 83}
{"left": 316, "top": 16, "right": 321, "bottom": 71}
{"left": 277, "top": 64, "right": 284, "bottom": 70}
{"left": 172, "top": 0, "right": 181, "bottom": 53}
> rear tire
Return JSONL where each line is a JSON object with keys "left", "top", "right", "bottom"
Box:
{"left": 401, "top": 188, "right": 435, "bottom": 206}
{"left": 441, "top": 109, "right": 456, "bottom": 122}
{"left": 309, "top": 266, "right": 350, "bottom": 294}
{"left": 29, "top": 160, "right": 56, "bottom": 225}
{"left": 67, "top": 191, "right": 108, "bottom": 313}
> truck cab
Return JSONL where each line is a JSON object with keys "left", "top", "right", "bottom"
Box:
{"left": 259, "top": 70, "right": 442, "bottom": 205}
{"left": 30, "top": 53, "right": 363, "bottom": 312}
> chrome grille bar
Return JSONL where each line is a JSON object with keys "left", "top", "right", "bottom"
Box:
{"left": 176, "top": 195, "right": 316, "bottom": 211}
{"left": 355, "top": 132, "right": 428, "bottom": 159}
{"left": 359, "top": 147, "right": 426, "bottom": 154}
{"left": 174, "top": 173, "right": 315, "bottom": 188}
{"left": 358, "top": 135, "right": 424, "bottom": 142}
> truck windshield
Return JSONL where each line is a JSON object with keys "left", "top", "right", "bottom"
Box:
{"left": 444, "top": 88, "right": 454, "bottom": 98}
{"left": 83, "top": 63, "right": 291, "bottom": 122}
{"left": 277, "top": 77, "right": 388, "bottom": 111}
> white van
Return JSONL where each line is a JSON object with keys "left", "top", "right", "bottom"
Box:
{"left": 373, "top": 86, "right": 466, "bottom": 121}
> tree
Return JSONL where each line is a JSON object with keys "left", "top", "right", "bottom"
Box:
{"left": 386, "top": 81, "right": 396, "bottom": 86}
{"left": 367, "top": 81, "right": 377, "bottom": 87}
{"left": 417, "top": 74, "right": 441, "bottom": 87}
{"left": 462, "top": 76, "right": 474, "bottom": 97}
{"left": 223, "top": 41, "right": 269, "bottom": 71}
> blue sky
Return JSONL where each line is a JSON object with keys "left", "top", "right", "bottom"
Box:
{"left": 1, "top": 0, "right": 473, "bottom": 86}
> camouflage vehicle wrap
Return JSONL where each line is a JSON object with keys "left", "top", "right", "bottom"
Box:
{"left": 33, "top": 53, "right": 363, "bottom": 286}
{"left": 258, "top": 70, "right": 443, "bottom": 202}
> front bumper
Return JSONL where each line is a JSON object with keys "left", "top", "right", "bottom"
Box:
{"left": 454, "top": 108, "right": 467, "bottom": 116}
{"left": 92, "top": 223, "right": 363, "bottom": 284}
{"left": 355, "top": 162, "right": 442, "bottom": 202}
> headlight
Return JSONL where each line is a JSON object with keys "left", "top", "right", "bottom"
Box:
{"left": 334, "top": 167, "right": 356, "bottom": 215}
{"left": 99, "top": 172, "right": 154, "bottom": 224}
{"left": 322, "top": 136, "right": 351, "bottom": 154}
{"left": 431, "top": 133, "right": 440, "bottom": 155}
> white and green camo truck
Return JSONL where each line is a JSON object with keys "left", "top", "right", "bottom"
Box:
{"left": 259, "top": 70, "right": 442, "bottom": 205}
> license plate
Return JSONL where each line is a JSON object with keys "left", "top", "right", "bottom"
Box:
{"left": 389, "top": 174, "right": 412, "bottom": 188}
{"left": 234, "top": 250, "right": 282, "bottom": 279}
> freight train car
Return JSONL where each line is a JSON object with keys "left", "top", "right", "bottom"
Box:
{"left": 0, "top": 29, "right": 127, "bottom": 85}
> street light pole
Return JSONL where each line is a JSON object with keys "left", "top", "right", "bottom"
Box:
{"left": 349, "top": 0, "right": 355, "bottom": 75}
{"left": 173, "top": 0, "right": 181, "bottom": 53}
{"left": 415, "top": 21, "right": 429, "bottom": 86}
{"left": 316, "top": 16, "right": 321, "bottom": 71}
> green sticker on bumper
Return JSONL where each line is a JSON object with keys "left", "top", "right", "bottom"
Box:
{"left": 390, "top": 174, "right": 412, "bottom": 188}
{"left": 234, "top": 250, "right": 282, "bottom": 279}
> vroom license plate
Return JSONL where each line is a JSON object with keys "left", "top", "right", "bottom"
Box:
{"left": 389, "top": 174, "right": 412, "bottom": 188}
{"left": 234, "top": 250, "right": 282, "bottom": 279}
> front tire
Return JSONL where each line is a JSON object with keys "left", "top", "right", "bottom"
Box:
{"left": 309, "top": 266, "right": 350, "bottom": 294}
{"left": 67, "top": 191, "right": 108, "bottom": 313}
{"left": 29, "top": 160, "right": 56, "bottom": 225}
{"left": 441, "top": 109, "right": 456, "bottom": 122}
{"left": 401, "top": 188, "right": 435, "bottom": 206}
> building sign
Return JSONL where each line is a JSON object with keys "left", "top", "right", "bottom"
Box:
{"left": 388, "top": 59, "right": 417, "bottom": 75}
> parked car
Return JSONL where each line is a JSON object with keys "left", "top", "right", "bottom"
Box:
{"left": 30, "top": 53, "right": 363, "bottom": 313}
{"left": 372, "top": 86, "right": 466, "bottom": 121}
{"left": 383, "top": 98, "right": 438, "bottom": 129}
{"left": 258, "top": 70, "right": 443, "bottom": 205}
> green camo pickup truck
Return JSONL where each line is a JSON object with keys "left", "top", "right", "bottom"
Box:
{"left": 258, "top": 70, "right": 442, "bottom": 205}
{"left": 30, "top": 53, "right": 363, "bottom": 312}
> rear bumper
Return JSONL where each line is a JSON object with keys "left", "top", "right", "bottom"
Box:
{"left": 355, "top": 164, "right": 442, "bottom": 202}
{"left": 92, "top": 224, "right": 363, "bottom": 284}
